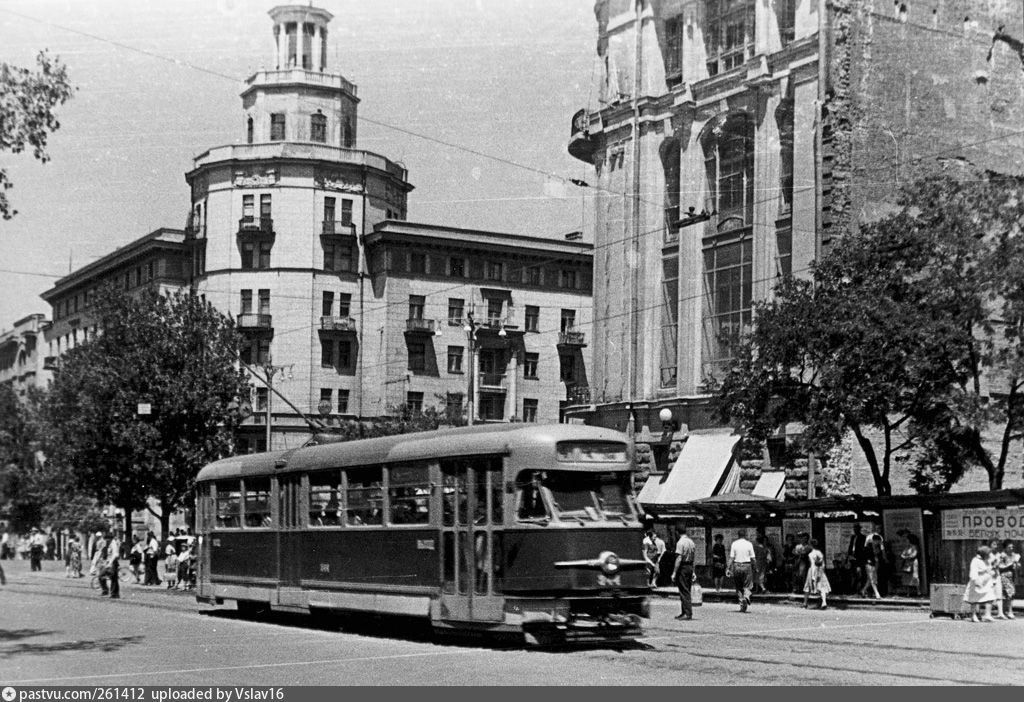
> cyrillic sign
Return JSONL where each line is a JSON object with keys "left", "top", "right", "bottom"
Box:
{"left": 941, "top": 507, "right": 1024, "bottom": 540}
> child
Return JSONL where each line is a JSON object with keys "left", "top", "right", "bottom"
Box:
{"left": 164, "top": 550, "right": 179, "bottom": 589}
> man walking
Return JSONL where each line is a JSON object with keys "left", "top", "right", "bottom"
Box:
{"left": 671, "top": 523, "right": 696, "bottom": 620}
{"left": 728, "top": 528, "right": 756, "bottom": 612}
{"left": 97, "top": 531, "right": 121, "bottom": 599}
{"left": 29, "top": 527, "right": 46, "bottom": 571}
{"left": 642, "top": 524, "right": 666, "bottom": 586}
{"left": 847, "top": 524, "right": 867, "bottom": 595}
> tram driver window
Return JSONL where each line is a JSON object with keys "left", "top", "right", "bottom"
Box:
{"left": 215, "top": 481, "right": 242, "bottom": 529}
{"left": 515, "top": 471, "right": 549, "bottom": 521}
{"left": 309, "top": 470, "right": 341, "bottom": 526}
{"left": 388, "top": 464, "right": 429, "bottom": 525}
{"left": 244, "top": 478, "right": 273, "bottom": 528}
{"left": 345, "top": 467, "right": 383, "bottom": 525}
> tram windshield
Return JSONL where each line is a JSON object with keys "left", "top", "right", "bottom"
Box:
{"left": 516, "top": 470, "right": 635, "bottom": 523}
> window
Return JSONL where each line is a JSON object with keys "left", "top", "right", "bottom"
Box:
{"left": 661, "top": 256, "right": 680, "bottom": 387}
{"left": 247, "top": 117, "right": 254, "bottom": 144}
{"left": 343, "top": 116, "right": 354, "bottom": 148}
{"left": 322, "top": 291, "right": 334, "bottom": 317}
{"left": 338, "top": 340, "right": 352, "bottom": 368}
{"left": 778, "top": 0, "right": 796, "bottom": 46}
{"left": 337, "top": 293, "right": 351, "bottom": 317}
{"left": 704, "top": 113, "right": 754, "bottom": 225}
{"left": 559, "top": 269, "right": 578, "bottom": 289}
{"left": 270, "top": 113, "right": 286, "bottom": 141}
{"left": 523, "top": 353, "right": 539, "bottom": 379}
{"left": 524, "top": 306, "right": 539, "bottom": 332}
{"left": 703, "top": 235, "right": 753, "bottom": 380}
{"left": 406, "top": 391, "right": 424, "bottom": 415}
{"left": 311, "top": 112, "right": 327, "bottom": 143}
{"left": 244, "top": 478, "right": 272, "bottom": 528}
{"left": 242, "top": 338, "right": 270, "bottom": 365}
{"left": 146, "top": 261, "right": 154, "bottom": 281}
{"left": 408, "top": 342, "right": 426, "bottom": 372}
{"left": 777, "top": 96, "right": 795, "bottom": 214}
{"left": 324, "top": 243, "right": 354, "bottom": 272}
{"left": 479, "top": 394, "right": 504, "bottom": 421}
{"left": 242, "top": 194, "right": 255, "bottom": 221}
{"left": 445, "top": 392, "right": 463, "bottom": 416}
{"left": 321, "top": 339, "right": 353, "bottom": 369}
{"left": 324, "top": 196, "right": 336, "bottom": 224}
{"left": 559, "top": 354, "right": 575, "bottom": 382}
{"left": 346, "top": 467, "right": 383, "bottom": 525}
{"left": 447, "top": 346, "right": 464, "bottom": 374}
{"left": 486, "top": 298, "right": 503, "bottom": 326}
{"left": 449, "top": 257, "right": 465, "bottom": 278}
{"left": 260, "top": 194, "right": 272, "bottom": 220}
{"left": 388, "top": 464, "right": 429, "bottom": 525}
{"left": 406, "top": 252, "right": 424, "bottom": 274}
{"left": 337, "top": 389, "right": 349, "bottom": 414}
{"left": 135, "top": 267, "right": 142, "bottom": 286}
{"left": 448, "top": 298, "right": 464, "bottom": 325}
{"left": 523, "top": 399, "right": 538, "bottom": 423}
{"left": 215, "top": 481, "right": 242, "bottom": 528}
{"left": 664, "top": 16, "right": 683, "bottom": 83}
{"left": 241, "top": 242, "right": 272, "bottom": 270}
{"left": 663, "top": 138, "right": 681, "bottom": 241}
{"left": 256, "top": 387, "right": 268, "bottom": 412}
{"left": 309, "top": 470, "right": 341, "bottom": 526}
{"left": 525, "top": 266, "right": 541, "bottom": 285}
{"left": 560, "top": 309, "right": 576, "bottom": 332}
{"left": 485, "top": 261, "right": 503, "bottom": 281}
{"left": 240, "top": 289, "right": 253, "bottom": 314}
{"left": 258, "top": 289, "right": 270, "bottom": 314}
{"left": 340, "top": 199, "right": 353, "bottom": 226}
{"left": 408, "top": 295, "right": 425, "bottom": 320}
{"left": 320, "top": 388, "right": 332, "bottom": 407}
{"left": 705, "top": 0, "right": 754, "bottom": 77}
{"left": 321, "top": 339, "right": 334, "bottom": 367}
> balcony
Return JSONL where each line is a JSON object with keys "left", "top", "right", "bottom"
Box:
{"left": 568, "top": 108, "right": 597, "bottom": 163}
{"left": 321, "top": 220, "right": 356, "bottom": 239}
{"left": 320, "top": 316, "right": 357, "bottom": 333}
{"left": 565, "top": 385, "right": 591, "bottom": 405}
{"left": 237, "top": 216, "right": 275, "bottom": 239}
{"left": 405, "top": 318, "right": 437, "bottom": 335}
{"left": 478, "top": 372, "right": 508, "bottom": 392}
{"left": 236, "top": 313, "right": 273, "bottom": 332}
{"left": 476, "top": 316, "right": 522, "bottom": 337}
{"left": 557, "top": 328, "right": 587, "bottom": 347}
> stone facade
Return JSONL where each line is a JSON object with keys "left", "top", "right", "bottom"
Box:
{"left": 0, "top": 314, "right": 52, "bottom": 398}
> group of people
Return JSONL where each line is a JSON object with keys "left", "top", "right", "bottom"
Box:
{"left": 125, "top": 530, "right": 196, "bottom": 590}
{"left": 963, "top": 539, "right": 1019, "bottom": 622}
{"left": 1, "top": 528, "right": 55, "bottom": 571}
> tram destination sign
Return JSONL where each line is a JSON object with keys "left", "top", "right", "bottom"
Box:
{"left": 941, "top": 507, "right": 1024, "bottom": 540}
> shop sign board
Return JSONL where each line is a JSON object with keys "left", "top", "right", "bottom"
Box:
{"left": 941, "top": 508, "right": 1024, "bottom": 541}
{"left": 883, "top": 508, "right": 923, "bottom": 543}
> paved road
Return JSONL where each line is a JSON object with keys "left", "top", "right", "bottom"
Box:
{"left": 2, "top": 559, "right": 1022, "bottom": 686}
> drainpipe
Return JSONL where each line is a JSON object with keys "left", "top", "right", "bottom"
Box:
{"left": 628, "top": 0, "right": 643, "bottom": 434}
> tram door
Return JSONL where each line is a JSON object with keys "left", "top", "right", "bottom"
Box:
{"left": 277, "top": 475, "right": 303, "bottom": 588}
{"left": 439, "top": 457, "right": 504, "bottom": 622}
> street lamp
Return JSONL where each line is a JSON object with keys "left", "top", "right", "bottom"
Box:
{"left": 463, "top": 314, "right": 480, "bottom": 426}
{"left": 258, "top": 357, "right": 293, "bottom": 451}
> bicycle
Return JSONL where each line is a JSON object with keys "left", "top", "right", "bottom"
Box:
{"left": 89, "top": 563, "right": 133, "bottom": 590}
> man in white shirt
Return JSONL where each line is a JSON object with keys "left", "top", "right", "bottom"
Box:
{"left": 728, "top": 528, "right": 756, "bottom": 612}
{"left": 642, "top": 526, "right": 666, "bottom": 586}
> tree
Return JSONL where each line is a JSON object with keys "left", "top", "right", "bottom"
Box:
{"left": 44, "top": 286, "right": 251, "bottom": 537}
{"left": 0, "top": 51, "right": 74, "bottom": 219}
{"left": 0, "top": 385, "right": 45, "bottom": 529}
{"left": 719, "top": 165, "right": 1024, "bottom": 494}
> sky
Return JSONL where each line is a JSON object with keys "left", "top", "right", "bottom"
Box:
{"left": 0, "top": 0, "right": 598, "bottom": 330}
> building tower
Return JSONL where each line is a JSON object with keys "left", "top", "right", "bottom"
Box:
{"left": 185, "top": 4, "right": 413, "bottom": 452}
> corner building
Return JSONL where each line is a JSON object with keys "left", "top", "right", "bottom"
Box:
{"left": 566, "top": 0, "right": 1024, "bottom": 484}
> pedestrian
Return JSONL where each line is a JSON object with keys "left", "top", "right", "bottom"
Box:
{"left": 64, "top": 535, "right": 73, "bottom": 577}
{"left": 995, "top": 540, "right": 1018, "bottom": 620}
{"left": 671, "top": 523, "right": 696, "bottom": 620}
{"left": 642, "top": 525, "right": 666, "bottom": 587}
{"left": 847, "top": 524, "right": 867, "bottom": 594}
{"left": 45, "top": 532, "right": 56, "bottom": 560}
{"left": 97, "top": 530, "right": 121, "bottom": 598}
{"left": 859, "top": 533, "right": 883, "bottom": 599}
{"left": 899, "top": 533, "right": 921, "bottom": 597}
{"left": 164, "top": 548, "right": 179, "bottom": 589}
{"left": 753, "top": 535, "right": 771, "bottom": 594}
{"left": 728, "top": 528, "right": 755, "bottom": 613}
{"left": 987, "top": 538, "right": 1008, "bottom": 619}
{"left": 129, "top": 536, "right": 144, "bottom": 583}
{"left": 793, "top": 532, "right": 811, "bottom": 593}
{"left": 90, "top": 531, "right": 106, "bottom": 576}
{"left": 29, "top": 527, "right": 46, "bottom": 571}
{"left": 68, "top": 534, "right": 83, "bottom": 578}
{"left": 963, "top": 544, "right": 996, "bottom": 623}
{"left": 1, "top": 529, "right": 9, "bottom": 560}
{"left": 802, "top": 538, "right": 832, "bottom": 609}
{"left": 710, "top": 533, "right": 727, "bottom": 592}
{"left": 144, "top": 530, "right": 160, "bottom": 586}
{"left": 781, "top": 533, "right": 796, "bottom": 593}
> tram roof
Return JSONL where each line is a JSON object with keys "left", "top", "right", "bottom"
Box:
{"left": 196, "top": 423, "right": 630, "bottom": 481}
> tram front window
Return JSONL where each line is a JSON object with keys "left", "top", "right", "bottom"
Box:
{"left": 515, "top": 470, "right": 634, "bottom": 523}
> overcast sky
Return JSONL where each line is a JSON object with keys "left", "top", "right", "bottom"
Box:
{"left": 0, "top": 0, "right": 597, "bottom": 330}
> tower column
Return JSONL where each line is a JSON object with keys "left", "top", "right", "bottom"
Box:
{"left": 278, "top": 23, "right": 288, "bottom": 69}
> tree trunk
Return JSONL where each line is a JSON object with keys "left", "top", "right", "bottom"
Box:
{"left": 850, "top": 422, "right": 892, "bottom": 496}
{"left": 993, "top": 382, "right": 1019, "bottom": 491}
{"left": 159, "top": 496, "right": 171, "bottom": 540}
{"left": 122, "top": 508, "right": 132, "bottom": 545}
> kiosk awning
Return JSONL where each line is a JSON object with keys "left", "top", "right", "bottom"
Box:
{"left": 639, "top": 431, "right": 740, "bottom": 508}
{"left": 752, "top": 471, "right": 787, "bottom": 500}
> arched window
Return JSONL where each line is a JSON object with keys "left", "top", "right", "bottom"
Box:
{"left": 247, "top": 117, "right": 254, "bottom": 144}
{"left": 703, "top": 113, "right": 754, "bottom": 227}
{"left": 270, "top": 113, "right": 286, "bottom": 141}
{"left": 311, "top": 112, "right": 327, "bottom": 143}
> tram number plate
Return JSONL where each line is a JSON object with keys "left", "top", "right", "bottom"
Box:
{"left": 417, "top": 539, "right": 435, "bottom": 551}
{"left": 597, "top": 574, "right": 621, "bottom": 587}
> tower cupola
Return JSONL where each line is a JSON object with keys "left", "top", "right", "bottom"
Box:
{"left": 270, "top": 5, "right": 332, "bottom": 72}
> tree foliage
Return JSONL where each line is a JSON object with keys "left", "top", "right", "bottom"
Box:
{"left": 719, "top": 164, "right": 1024, "bottom": 494}
{"left": 43, "top": 286, "right": 251, "bottom": 535}
{"left": 311, "top": 401, "right": 466, "bottom": 444}
{"left": 0, "top": 51, "right": 74, "bottom": 219}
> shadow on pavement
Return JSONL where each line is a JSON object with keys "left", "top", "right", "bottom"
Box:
{"left": 1, "top": 635, "right": 144, "bottom": 660}
{"left": 0, "top": 629, "right": 58, "bottom": 642}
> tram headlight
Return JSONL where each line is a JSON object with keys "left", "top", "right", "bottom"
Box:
{"left": 599, "top": 551, "right": 620, "bottom": 575}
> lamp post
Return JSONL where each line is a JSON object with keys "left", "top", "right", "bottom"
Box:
{"left": 259, "top": 358, "right": 292, "bottom": 451}
{"left": 463, "top": 314, "right": 479, "bottom": 426}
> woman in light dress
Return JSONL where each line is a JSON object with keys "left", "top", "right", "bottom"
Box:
{"left": 986, "top": 538, "right": 1009, "bottom": 619}
{"left": 899, "top": 533, "right": 921, "bottom": 597}
{"left": 802, "top": 538, "right": 831, "bottom": 610}
{"left": 963, "top": 544, "right": 996, "bottom": 622}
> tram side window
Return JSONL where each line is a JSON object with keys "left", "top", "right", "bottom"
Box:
{"left": 244, "top": 478, "right": 273, "bottom": 528}
{"left": 215, "top": 480, "right": 242, "bottom": 528}
{"left": 309, "top": 470, "right": 342, "bottom": 526}
{"left": 388, "top": 464, "right": 429, "bottom": 525}
{"left": 441, "top": 460, "right": 468, "bottom": 527}
{"left": 346, "top": 466, "right": 383, "bottom": 525}
{"left": 515, "top": 471, "right": 548, "bottom": 521}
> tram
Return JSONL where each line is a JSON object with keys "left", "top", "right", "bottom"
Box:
{"left": 194, "top": 423, "right": 650, "bottom": 644}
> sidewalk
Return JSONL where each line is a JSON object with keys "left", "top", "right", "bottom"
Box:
{"left": 653, "top": 584, "right": 1024, "bottom": 614}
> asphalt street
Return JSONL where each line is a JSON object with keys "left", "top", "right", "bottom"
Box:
{"left": 1, "top": 559, "right": 1022, "bottom": 686}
